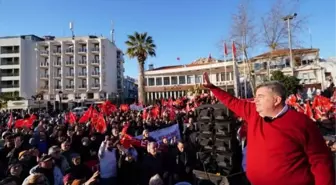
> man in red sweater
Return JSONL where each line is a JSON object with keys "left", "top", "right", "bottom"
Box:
{"left": 202, "top": 72, "right": 335, "bottom": 185}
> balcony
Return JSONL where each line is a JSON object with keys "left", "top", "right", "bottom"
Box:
{"left": 40, "top": 85, "right": 49, "bottom": 90}
{"left": 92, "top": 84, "right": 100, "bottom": 88}
{"left": 53, "top": 50, "right": 61, "bottom": 55}
{"left": 79, "top": 72, "right": 87, "bottom": 77}
{"left": 78, "top": 48, "right": 87, "bottom": 53}
{"left": 40, "top": 74, "right": 49, "bottom": 79}
{"left": 91, "top": 71, "right": 100, "bottom": 76}
{"left": 78, "top": 60, "right": 87, "bottom": 65}
{"left": 78, "top": 84, "right": 87, "bottom": 89}
{"left": 91, "top": 60, "right": 100, "bottom": 65}
{"left": 65, "top": 48, "right": 74, "bottom": 54}
{"left": 0, "top": 73, "right": 19, "bottom": 77}
{"left": 65, "top": 85, "right": 74, "bottom": 89}
{"left": 65, "top": 73, "right": 74, "bottom": 78}
{"left": 53, "top": 61, "right": 61, "bottom": 66}
{"left": 0, "top": 61, "right": 19, "bottom": 65}
{"left": 91, "top": 48, "right": 100, "bottom": 52}
{"left": 65, "top": 61, "right": 74, "bottom": 66}
{"left": 1, "top": 84, "right": 19, "bottom": 88}
{"left": 54, "top": 85, "right": 62, "bottom": 90}
{"left": 40, "top": 62, "right": 49, "bottom": 67}
{"left": 40, "top": 50, "right": 49, "bottom": 55}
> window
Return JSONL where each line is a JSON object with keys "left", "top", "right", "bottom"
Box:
{"left": 226, "top": 72, "right": 231, "bottom": 81}
{"left": 70, "top": 56, "right": 74, "bottom": 62}
{"left": 216, "top": 74, "right": 220, "bottom": 82}
{"left": 195, "top": 75, "right": 202, "bottom": 84}
{"left": 94, "top": 79, "right": 99, "bottom": 84}
{"left": 220, "top": 73, "right": 225, "bottom": 81}
{"left": 69, "top": 80, "right": 74, "bottom": 86}
{"left": 254, "top": 63, "right": 261, "bottom": 71}
{"left": 94, "top": 67, "right": 99, "bottom": 72}
{"left": 94, "top": 55, "right": 99, "bottom": 60}
{"left": 57, "top": 57, "right": 61, "bottom": 63}
{"left": 70, "top": 68, "right": 74, "bottom": 75}
{"left": 148, "top": 78, "right": 155, "bottom": 86}
{"left": 187, "top": 75, "right": 194, "bottom": 84}
{"left": 156, "top": 77, "right": 162, "bottom": 85}
{"left": 179, "top": 76, "right": 185, "bottom": 84}
{"left": 144, "top": 78, "right": 147, "bottom": 86}
{"left": 82, "top": 56, "right": 87, "bottom": 61}
{"left": 163, "top": 77, "right": 170, "bottom": 85}
{"left": 83, "top": 79, "right": 86, "bottom": 85}
{"left": 171, "top": 76, "right": 178, "bottom": 85}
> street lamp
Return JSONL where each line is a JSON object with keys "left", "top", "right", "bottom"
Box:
{"left": 59, "top": 91, "right": 63, "bottom": 111}
{"left": 283, "top": 13, "right": 297, "bottom": 75}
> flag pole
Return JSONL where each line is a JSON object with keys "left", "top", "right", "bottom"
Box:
{"left": 224, "top": 42, "right": 228, "bottom": 92}
{"left": 224, "top": 42, "right": 229, "bottom": 115}
{"left": 232, "top": 41, "right": 239, "bottom": 97}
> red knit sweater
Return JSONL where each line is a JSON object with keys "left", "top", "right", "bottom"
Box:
{"left": 210, "top": 86, "right": 335, "bottom": 185}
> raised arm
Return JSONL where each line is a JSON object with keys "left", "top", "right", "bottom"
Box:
{"left": 203, "top": 72, "right": 256, "bottom": 122}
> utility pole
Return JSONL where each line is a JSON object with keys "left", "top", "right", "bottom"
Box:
{"left": 283, "top": 13, "right": 297, "bottom": 76}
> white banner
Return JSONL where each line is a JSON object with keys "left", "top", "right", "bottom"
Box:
{"left": 136, "top": 124, "right": 181, "bottom": 144}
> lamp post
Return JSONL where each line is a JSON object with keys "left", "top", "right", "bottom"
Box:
{"left": 59, "top": 91, "right": 63, "bottom": 111}
{"left": 283, "top": 13, "right": 297, "bottom": 75}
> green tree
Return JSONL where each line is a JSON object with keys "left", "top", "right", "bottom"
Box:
{"left": 125, "top": 32, "right": 156, "bottom": 104}
{"left": 270, "top": 70, "right": 301, "bottom": 96}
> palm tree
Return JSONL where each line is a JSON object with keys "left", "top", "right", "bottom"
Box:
{"left": 125, "top": 32, "right": 156, "bottom": 104}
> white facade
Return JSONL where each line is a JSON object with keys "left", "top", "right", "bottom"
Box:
{"left": 144, "top": 58, "right": 237, "bottom": 103}
{"left": 36, "top": 36, "right": 120, "bottom": 102}
{"left": 252, "top": 48, "right": 328, "bottom": 89}
{"left": 0, "top": 35, "right": 41, "bottom": 99}
{"left": 318, "top": 57, "right": 336, "bottom": 86}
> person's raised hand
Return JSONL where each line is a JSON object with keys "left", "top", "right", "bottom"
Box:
{"left": 202, "top": 72, "right": 213, "bottom": 88}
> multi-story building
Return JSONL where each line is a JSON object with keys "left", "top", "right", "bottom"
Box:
{"left": 251, "top": 48, "right": 327, "bottom": 89}
{"left": 36, "top": 35, "right": 121, "bottom": 104}
{"left": 0, "top": 35, "right": 43, "bottom": 99}
{"left": 144, "top": 58, "right": 237, "bottom": 103}
{"left": 123, "top": 76, "right": 138, "bottom": 102}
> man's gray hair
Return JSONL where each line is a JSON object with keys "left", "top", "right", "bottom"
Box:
{"left": 256, "top": 81, "right": 287, "bottom": 104}
{"left": 149, "top": 174, "right": 164, "bottom": 185}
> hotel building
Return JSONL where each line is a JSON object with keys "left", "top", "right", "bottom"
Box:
{"left": 36, "top": 35, "right": 122, "bottom": 103}
{"left": 0, "top": 35, "right": 42, "bottom": 99}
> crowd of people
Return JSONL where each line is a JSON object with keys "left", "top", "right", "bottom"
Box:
{"left": 0, "top": 93, "right": 221, "bottom": 185}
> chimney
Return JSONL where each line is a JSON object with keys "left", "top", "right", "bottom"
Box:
{"left": 148, "top": 64, "right": 154, "bottom": 70}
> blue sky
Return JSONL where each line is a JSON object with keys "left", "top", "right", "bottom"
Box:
{"left": 0, "top": 0, "right": 335, "bottom": 78}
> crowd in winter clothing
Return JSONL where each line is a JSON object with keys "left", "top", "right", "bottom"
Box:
{"left": 0, "top": 94, "right": 220, "bottom": 185}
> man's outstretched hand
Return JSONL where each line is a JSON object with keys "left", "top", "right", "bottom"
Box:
{"left": 202, "top": 72, "right": 213, "bottom": 88}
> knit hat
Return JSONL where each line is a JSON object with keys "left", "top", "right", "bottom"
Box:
{"left": 18, "top": 150, "right": 29, "bottom": 159}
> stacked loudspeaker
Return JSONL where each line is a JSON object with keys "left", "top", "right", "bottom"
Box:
{"left": 193, "top": 104, "right": 242, "bottom": 185}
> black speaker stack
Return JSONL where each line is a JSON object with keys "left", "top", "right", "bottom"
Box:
{"left": 192, "top": 104, "right": 243, "bottom": 185}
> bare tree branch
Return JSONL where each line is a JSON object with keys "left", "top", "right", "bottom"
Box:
{"left": 260, "top": 0, "right": 308, "bottom": 50}
{"left": 225, "top": 0, "right": 259, "bottom": 96}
